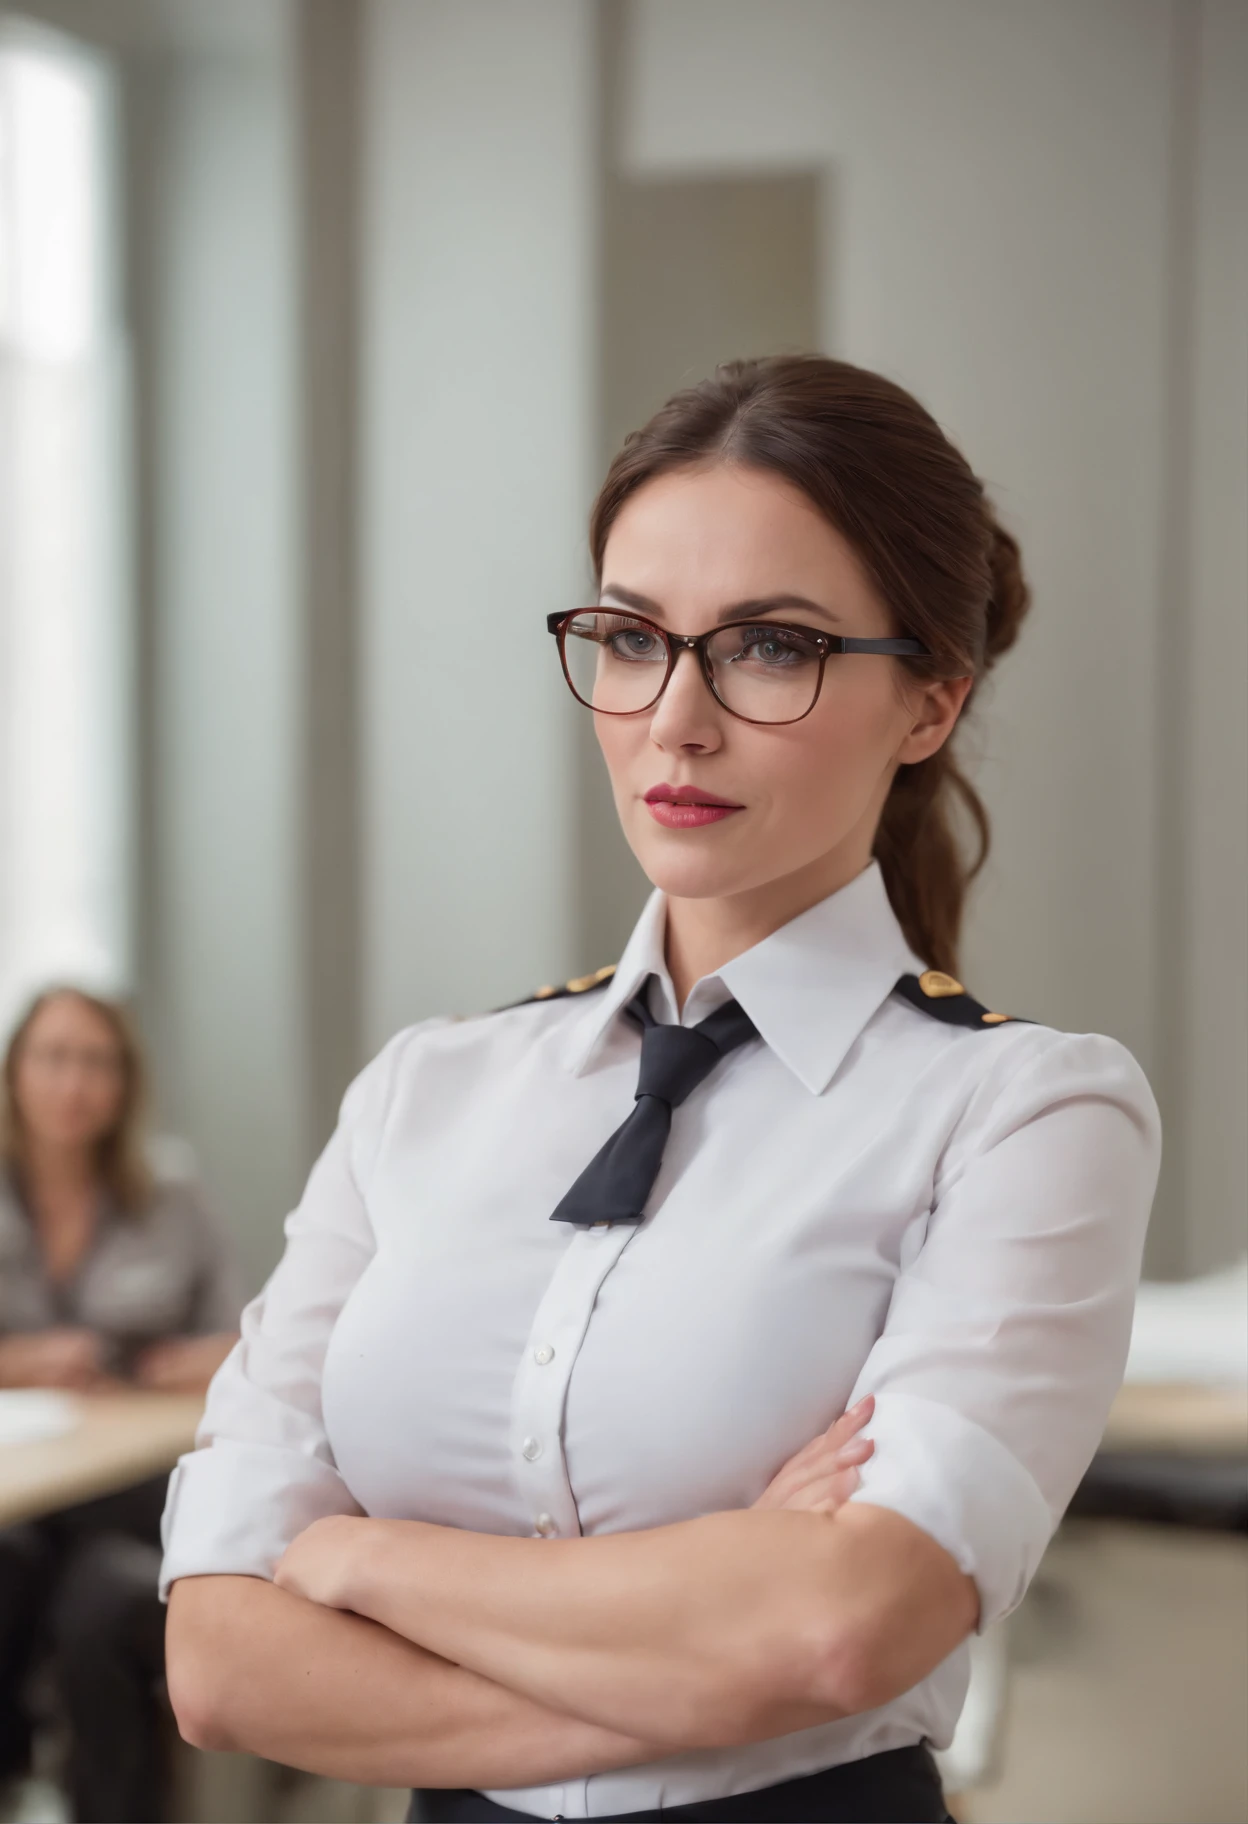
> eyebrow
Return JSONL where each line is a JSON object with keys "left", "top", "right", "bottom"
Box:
{"left": 597, "top": 584, "right": 843, "bottom": 627}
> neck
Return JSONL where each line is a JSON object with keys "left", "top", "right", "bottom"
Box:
{"left": 663, "top": 842, "right": 873, "bottom": 1012}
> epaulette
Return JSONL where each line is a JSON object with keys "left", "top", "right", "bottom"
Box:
{"left": 503, "top": 964, "right": 616, "bottom": 1011}
{"left": 894, "top": 969, "right": 1031, "bottom": 1029}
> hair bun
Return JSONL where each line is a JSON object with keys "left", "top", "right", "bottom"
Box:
{"left": 983, "top": 515, "right": 1031, "bottom": 668}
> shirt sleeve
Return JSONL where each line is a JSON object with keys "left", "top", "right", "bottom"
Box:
{"left": 843, "top": 1027, "right": 1161, "bottom": 1634}
{"left": 158, "top": 1023, "right": 434, "bottom": 1600}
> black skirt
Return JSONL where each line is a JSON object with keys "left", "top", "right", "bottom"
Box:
{"left": 409, "top": 1740, "right": 953, "bottom": 1822}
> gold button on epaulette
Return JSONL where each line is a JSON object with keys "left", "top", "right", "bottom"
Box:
{"left": 919, "top": 969, "right": 965, "bottom": 998}
{"left": 565, "top": 964, "right": 616, "bottom": 994}
{"left": 894, "top": 971, "right": 1030, "bottom": 1030}
{"left": 498, "top": 963, "right": 618, "bottom": 1012}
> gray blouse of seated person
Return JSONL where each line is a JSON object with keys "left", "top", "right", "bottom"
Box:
{"left": 0, "top": 1142, "right": 242, "bottom": 1374}
{"left": 0, "top": 984, "right": 242, "bottom": 1388}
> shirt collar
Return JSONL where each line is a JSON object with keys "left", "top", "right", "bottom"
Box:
{"left": 561, "top": 859, "right": 926, "bottom": 1095}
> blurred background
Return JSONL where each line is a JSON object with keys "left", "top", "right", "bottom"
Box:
{"left": 0, "top": 3, "right": 1244, "bottom": 1822}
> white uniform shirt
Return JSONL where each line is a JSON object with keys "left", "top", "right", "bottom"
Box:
{"left": 160, "top": 861, "right": 1160, "bottom": 1819}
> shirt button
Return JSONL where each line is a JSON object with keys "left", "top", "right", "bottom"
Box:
{"left": 534, "top": 1513, "right": 557, "bottom": 1537}
{"left": 533, "top": 1343, "right": 555, "bottom": 1366}
{"left": 521, "top": 1436, "right": 542, "bottom": 1461}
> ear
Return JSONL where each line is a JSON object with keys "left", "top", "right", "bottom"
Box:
{"left": 896, "top": 675, "right": 974, "bottom": 766}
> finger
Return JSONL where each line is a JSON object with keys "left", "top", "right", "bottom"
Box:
{"left": 774, "top": 1465, "right": 864, "bottom": 1515}
{"left": 782, "top": 1419, "right": 871, "bottom": 1483}
{"left": 768, "top": 1439, "right": 873, "bottom": 1505}
{"left": 772, "top": 1436, "right": 835, "bottom": 1484}
{"left": 825, "top": 1396, "right": 874, "bottom": 1444}
{"left": 755, "top": 1422, "right": 875, "bottom": 1509}
{"left": 793, "top": 1435, "right": 874, "bottom": 1479}
{"left": 805, "top": 1467, "right": 864, "bottom": 1510}
{"left": 755, "top": 1443, "right": 828, "bottom": 1504}
{"left": 835, "top": 1437, "right": 873, "bottom": 1467}
{"left": 781, "top": 1399, "right": 875, "bottom": 1472}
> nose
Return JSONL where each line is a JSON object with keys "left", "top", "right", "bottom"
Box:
{"left": 647, "top": 645, "right": 724, "bottom": 754}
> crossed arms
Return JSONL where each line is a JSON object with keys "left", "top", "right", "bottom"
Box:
{"left": 166, "top": 1396, "right": 979, "bottom": 1791}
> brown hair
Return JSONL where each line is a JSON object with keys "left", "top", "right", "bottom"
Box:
{"left": 1, "top": 987, "right": 153, "bottom": 1213}
{"left": 589, "top": 354, "right": 1031, "bottom": 975}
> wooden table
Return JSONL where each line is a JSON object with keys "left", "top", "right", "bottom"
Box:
{"left": 1099, "top": 1381, "right": 1248, "bottom": 1456}
{"left": 0, "top": 1390, "right": 204, "bottom": 1527}
{"left": 1, "top": 1379, "right": 1242, "bottom": 1534}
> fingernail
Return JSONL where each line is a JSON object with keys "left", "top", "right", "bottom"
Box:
{"left": 852, "top": 1395, "right": 872, "bottom": 1414}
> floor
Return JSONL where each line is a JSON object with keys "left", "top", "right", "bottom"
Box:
{"left": 959, "top": 1518, "right": 1248, "bottom": 1824}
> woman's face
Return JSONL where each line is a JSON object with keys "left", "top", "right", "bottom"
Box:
{"left": 13, "top": 994, "right": 127, "bottom": 1155}
{"left": 594, "top": 464, "right": 972, "bottom": 909}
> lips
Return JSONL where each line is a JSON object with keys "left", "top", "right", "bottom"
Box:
{"left": 644, "top": 785, "right": 743, "bottom": 809}
{"left": 643, "top": 783, "right": 743, "bottom": 829}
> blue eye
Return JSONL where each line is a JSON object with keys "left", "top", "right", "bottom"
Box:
{"left": 604, "top": 621, "right": 665, "bottom": 663}
{"left": 721, "top": 625, "right": 821, "bottom": 669}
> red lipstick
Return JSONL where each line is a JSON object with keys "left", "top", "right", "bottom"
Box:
{"left": 643, "top": 783, "right": 744, "bottom": 829}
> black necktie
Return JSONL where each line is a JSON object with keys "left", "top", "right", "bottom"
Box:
{"left": 550, "top": 980, "right": 758, "bottom": 1227}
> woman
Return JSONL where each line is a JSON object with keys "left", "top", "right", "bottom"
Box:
{"left": 162, "top": 356, "right": 1160, "bottom": 1823}
{"left": 0, "top": 987, "right": 240, "bottom": 1822}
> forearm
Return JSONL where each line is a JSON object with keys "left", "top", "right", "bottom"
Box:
{"left": 0, "top": 1335, "right": 34, "bottom": 1386}
{"left": 166, "top": 1574, "right": 659, "bottom": 1788}
{"left": 133, "top": 1331, "right": 238, "bottom": 1392}
{"left": 0, "top": 1330, "right": 97, "bottom": 1388}
{"left": 334, "top": 1510, "right": 855, "bottom": 1749}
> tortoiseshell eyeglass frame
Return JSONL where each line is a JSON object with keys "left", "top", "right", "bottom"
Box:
{"left": 546, "top": 608, "right": 934, "bottom": 727}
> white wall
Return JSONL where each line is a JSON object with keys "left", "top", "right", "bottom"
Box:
{"left": 619, "top": 0, "right": 1246, "bottom": 1274}
{"left": 143, "top": 29, "right": 306, "bottom": 1287}
{"left": 359, "top": 0, "right": 596, "bottom": 1049}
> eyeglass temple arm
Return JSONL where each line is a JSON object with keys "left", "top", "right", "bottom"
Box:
{"left": 836, "top": 636, "right": 931, "bottom": 655}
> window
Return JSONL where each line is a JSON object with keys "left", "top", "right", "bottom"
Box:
{"left": 0, "top": 21, "right": 131, "bottom": 1035}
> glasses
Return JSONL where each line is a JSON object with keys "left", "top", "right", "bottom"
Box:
{"left": 547, "top": 609, "right": 933, "bottom": 726}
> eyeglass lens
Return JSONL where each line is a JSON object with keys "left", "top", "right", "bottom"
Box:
{"left": 561, "top": 612, "right": 825, "bottom": 724}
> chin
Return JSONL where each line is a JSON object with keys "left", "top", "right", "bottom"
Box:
{"left": 628, "top": 830, "right": 766, "bottom": 902}
{"left": 645, "top": 866, "right": 751, "bottom": 901}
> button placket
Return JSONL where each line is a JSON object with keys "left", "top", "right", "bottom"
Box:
{"left": 509, "top": 1224, "right": 633, "bottom": 1541}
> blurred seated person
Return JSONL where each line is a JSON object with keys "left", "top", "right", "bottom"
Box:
{"left": 0, "top": 987, "right": 241, "bottom": 1822}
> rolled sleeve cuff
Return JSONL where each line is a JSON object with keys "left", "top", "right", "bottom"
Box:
{"left": 158, "top": 1441, "right": 362, "bottom": 1601}
{"left": 844, "top": 1391, "right": 1057, "bottom": 1633}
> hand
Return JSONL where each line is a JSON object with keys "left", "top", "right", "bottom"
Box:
{"left": 0, "top": 1327, "right": 107, "bottom": 1390}
{"left": 751, "top": 1394, "right": 876, "bottom": 1515}
{"left": 274, "top": 1514, "right": 372, "bottom": 1611}
{"left": 132, "top": 1332, "right": 237, "bottom": 1394}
